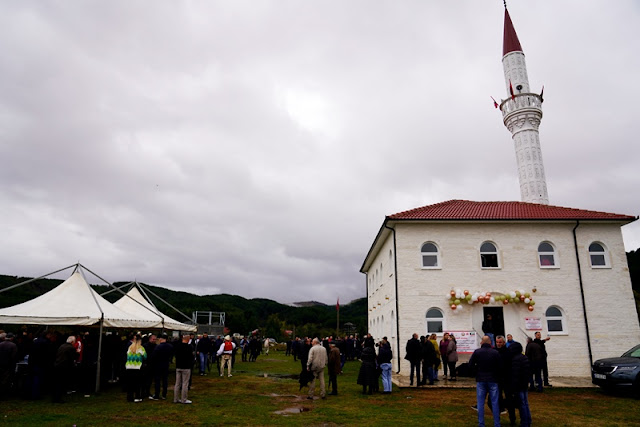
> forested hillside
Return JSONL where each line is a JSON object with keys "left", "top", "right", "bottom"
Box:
{"left": 0, "top": 274, "right": 366, "bottom": 340}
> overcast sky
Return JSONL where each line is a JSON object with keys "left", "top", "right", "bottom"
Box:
{"left": 1, "top": 1, "right": 639, "bottom": 305}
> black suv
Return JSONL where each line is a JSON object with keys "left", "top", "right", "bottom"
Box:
{"left": 592, "top": 344, "right": 640, "bottom": 394}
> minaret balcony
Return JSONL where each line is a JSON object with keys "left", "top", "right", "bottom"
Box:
{"left": 500, "top": 93, "right": 543, "bottom": 119}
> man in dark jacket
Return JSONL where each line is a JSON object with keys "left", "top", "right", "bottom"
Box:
{"left": 469, "top": 335, "right": 501, "bottom": 427}
{"left": 327, "top": 342, "right": 341, "bottom": 395}
{"left": 196, "top": 333, "right": 212, "bottom": 376}
{"left": 509, "top": 342, "right": 532, "bottom": 427}
{"left": 420, "top": 336, "right": 437, "bottom": 386}
{"left": 495, "top": 335, "right": 512, "bottom": 418}
{"left": 525, "top": 337, "right": 544, "bottom": 392}
{"left": 52, "top": 336, "right": 77, "bottom": 403}
{"left": 0, "top": 332, "right": 18, "bottom": 400}
{"left": 405, "top": 333, "right": 422, "bottom": 386}
{"left": 533, "top": 331, "right": 552, "bottom": 387}
{"left": 174, "top": 334, "right": 195, "bottom": 404}
{"left": 150, "top": 334, "right": 174, "bottom": 400}
{"left": 142, "top": 334, "right": 157, "bottom": 398}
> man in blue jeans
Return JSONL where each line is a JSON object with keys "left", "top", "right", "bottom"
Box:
{"left": 377, "top": 337, "right": 393, "bottom": 393}
{"left": 196, "top": 333, "right": 212, "bottom": 376}
{"left": 469, "top": 335, "right": 501, "bottom": 427}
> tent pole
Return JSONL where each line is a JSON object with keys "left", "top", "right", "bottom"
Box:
{"left": 137, "top": 283, "right": 158, "bottom": 310}
{"left": 99, "top": 281, "right": 134, "bottom": 297}
{"left": 140, "top": 284, "right": 193, "bottom": 324}
{"left": 96, "top": 314, "right": 104, "bottom": 394}
{"left": 0, "top": 264, "right": 76, "bottom": 294}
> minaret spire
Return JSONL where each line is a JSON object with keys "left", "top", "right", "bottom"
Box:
{"left": 499, "top": 7, "right": 549, "bottom": 205}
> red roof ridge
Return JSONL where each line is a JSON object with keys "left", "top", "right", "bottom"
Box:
{"left": 387, "top": 199, "right": 636, "bottom": 221}
{"left": 503, "top": 8, "right": 523, "bottom": 56}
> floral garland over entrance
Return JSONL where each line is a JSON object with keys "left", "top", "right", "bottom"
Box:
{"left": 447, "top": 288, "right": 536, "bottom": 311}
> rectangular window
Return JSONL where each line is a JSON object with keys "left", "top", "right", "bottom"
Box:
{"left": 547, "top": 319, "right": 563, "bottom": 332}
{"left": 481, "top": 254, "right": 498, "bottom": 268}
{"left": 539, "top": 254, "right": 555, "bottom": 266}
{"left": 422, "top": 255, "right": 438, "bottom": 267}
{"left": 590, "top": 254, "right": 606, "bottom": 266}
{"left": 427, "top": 321, "right": 443, "bottom": 333}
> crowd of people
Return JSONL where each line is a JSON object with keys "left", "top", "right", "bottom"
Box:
{"left": 0, "top": 328, "right": 273, "bottom": 404}
{"left": 1, "top": 326, "right": 555, "bottom": 426}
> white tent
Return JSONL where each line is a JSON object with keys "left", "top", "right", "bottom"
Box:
{"left": 0, "top": 271, "right": 158, "bottom": 328}
{"left": 113, "top": 286, "right": 196, "bottom": 332}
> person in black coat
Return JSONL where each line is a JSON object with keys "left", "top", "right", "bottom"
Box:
{"left": 420, "top": 336, "right": 437, "bottom": 385}
{"left": 405, "top": 333, "right": 422, "bottom": 386}
{"left": 525, "top": 337, "right": 544, "bottom": 392}
{"left": 150, "top": 334, "right": 174, "bottom": 400}
{"left": 357, "top": 345, "right": 377, "bottom": 394}
{"left": 509, "top": 342, "right": 532, "bottom": 427}
{"left": 298, "top": 338, "right": 313, "bottom": 390}
{"left": 52, "top": 336, "right": 77, "bottom": 403}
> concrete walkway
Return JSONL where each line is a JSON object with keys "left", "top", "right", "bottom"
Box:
{"left": 393, "top": 374, "right": 596, "bottom": 389}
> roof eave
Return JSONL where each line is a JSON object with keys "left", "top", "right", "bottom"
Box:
{"left": 360, "top": 217, "right": 393, "bottom": 274}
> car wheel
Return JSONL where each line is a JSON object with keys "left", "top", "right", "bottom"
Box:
{"left": 634, "top": 375, "right": 640, "bottom": 399}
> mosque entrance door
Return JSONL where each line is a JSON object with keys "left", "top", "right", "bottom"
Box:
{"left": 482, "top": 306, "right": 505, "bottom": 338}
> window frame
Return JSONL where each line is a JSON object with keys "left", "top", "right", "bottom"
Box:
{"left": 588, "top": 242, "right": 610, "bottom": 269}
{"left": 480, "top": 241, "right": 500, "bottom": 269}
{"left": 420, "top": 242, "right": 441, "bottom": 270}
{"left": 545, "top": 305, "right": 567, "bottom": 335}
{"left": 425, "top": 307, "right": 444, "bottom": 334}
{"left": 538, "top": 241, "right": 558, "bottom": 269}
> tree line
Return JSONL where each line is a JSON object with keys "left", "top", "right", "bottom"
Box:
{"left": 0, "top": 274, "right": 367, "bottom": 340}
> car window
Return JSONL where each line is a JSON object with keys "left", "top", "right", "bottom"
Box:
{"left": 621, "top": 345, "right": 640, "bottom": 358}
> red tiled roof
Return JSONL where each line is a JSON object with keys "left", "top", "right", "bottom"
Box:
{"left": 503, "top": 8, "right": 523, "bottom": 56}
{"left": 388, "top": 200, "right": 636, "bottom": 222}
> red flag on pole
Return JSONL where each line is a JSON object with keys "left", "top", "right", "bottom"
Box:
{"left": 509, "top": 80, "right": 515, "bottom": 100}
{"left": 336, "top": 298, "right": 340, "bottom": 312}
{"left": 491, "top": 96, "right": 499, "bottom": 109}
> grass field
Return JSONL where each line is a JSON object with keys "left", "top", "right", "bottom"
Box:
{"left": 2, "top": 350, "right": 639, "bottom": 426}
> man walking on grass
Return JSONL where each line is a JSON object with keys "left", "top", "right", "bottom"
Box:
{"left": 306, "top": 338, "right": 328, "bottom": 400}
{"left": 174, "top": 334, "right": 194, "bottom": 404}
{"left": 217, "top": 335, "right": 236, "bottom": 377}
{"left": 469, "top": 335, "right": 501, "bottom": 427}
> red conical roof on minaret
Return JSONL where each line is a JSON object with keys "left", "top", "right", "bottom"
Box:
{"left": 503, "top": 8, "right": 523, "bottom": 56}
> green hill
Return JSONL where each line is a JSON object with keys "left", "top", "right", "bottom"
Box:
{"left": 0, "top": 274, "right": 366, "bottom": 339}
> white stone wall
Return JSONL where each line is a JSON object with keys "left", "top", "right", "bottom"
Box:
{"left": 365, "top": 220, "right": 640, "bottom": 378}
{"left": 366, "top": 231, "right": 400, "bottom": 370}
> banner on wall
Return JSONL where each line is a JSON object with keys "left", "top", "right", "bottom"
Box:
{"left": 448, "top": 330, "right": 478, "bottom": 353}
{"left": 525, "top": 317, "right": 543, "bottom": 330}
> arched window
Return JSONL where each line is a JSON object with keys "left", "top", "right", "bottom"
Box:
{"left": 480, "top": 241, "right": 499, "bottom": 268}
{"left": 545, "top": 306, "right": 565, "bottom": 333}
{"left": 421, "top": 242, "right": 440, "bottom": 268}
{"left": 538, "top": 242, "right": 557, "bottom": 268}
{"left": 589, "top": 242, "right": 610, "bottom": 268}
{"left": 425, "top": 308, "right": 444, "bottom": 333}
{"left": 391, "top": 310, "right": 396, "bottom": 339}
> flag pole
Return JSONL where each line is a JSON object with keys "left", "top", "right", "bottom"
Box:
{"left": 336, "top": 298, "right": 340, "bottom": 337}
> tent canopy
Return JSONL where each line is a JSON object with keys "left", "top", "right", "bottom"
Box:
{"left": 0, "top": 271, "right": 159, "bottom": 328}
{"left": 113, "top": 286, "right": 196, "bottom": 332}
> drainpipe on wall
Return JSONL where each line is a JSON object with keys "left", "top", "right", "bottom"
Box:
{"left": 572, "top": 220, "right": 594, "bottom": 367}
{"left": 384, "top": 222, "right": 402, "bottom": 373}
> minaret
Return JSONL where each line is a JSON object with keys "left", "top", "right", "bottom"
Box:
{"left": 500, "top": 7, "right": 549, "bottom": 204}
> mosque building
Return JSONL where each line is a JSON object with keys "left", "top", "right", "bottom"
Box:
{"left": 360, "top": 7, "right": 640, "bottom": 378}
